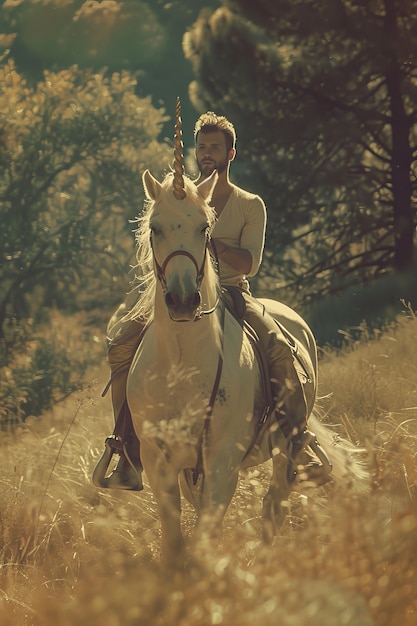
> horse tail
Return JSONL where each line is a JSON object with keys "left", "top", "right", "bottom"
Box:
{"left": 309, "top": 412, "right": 371, "bottom": 492}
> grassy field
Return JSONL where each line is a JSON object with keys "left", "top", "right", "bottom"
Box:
{"left": 1, "top": 308, "right": 416, "bottom": 626}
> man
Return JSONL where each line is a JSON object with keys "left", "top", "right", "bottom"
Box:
{"left": 195, "top": 113, "right": 265, "bottom": 295}
{"left": 194, "top": 113, "right": 315, "bottom": 478}
{"left": 93, "top": 111, "right": 327, "bottom": 491}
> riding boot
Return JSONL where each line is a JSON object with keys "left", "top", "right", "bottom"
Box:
{"left": 271, "top": 379, "right": 332, "bottom": 486}
{"left": 278, "top": 413, "right": 332, "bottom": 486}
{"left": 92, "top": 400, "right": 144, "bottom": 491}
{"left": 285, "top": 427, "right": 314, "bottom": 484}
{"left": 93, "top": 321, "right": 145, "bottom": 491}
{"left": 110, "top": 396, "right": 144, "bottom": 489}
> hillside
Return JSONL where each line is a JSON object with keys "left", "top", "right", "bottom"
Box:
{"left": 0, "top": 309, "right": 416, "bottom": 625}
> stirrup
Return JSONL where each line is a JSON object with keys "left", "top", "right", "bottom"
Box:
{"left": 308, "top": 435, "right": 333, "bottom": 477}
{"left": 287, "top": 429, "right": 333, "bottom": 484}
{"left": 92, "top": 436, "right": 143, "bottom": 491}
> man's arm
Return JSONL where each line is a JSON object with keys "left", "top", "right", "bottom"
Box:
{"left": 212, "top": 238, "right": 252, "bottom": 275}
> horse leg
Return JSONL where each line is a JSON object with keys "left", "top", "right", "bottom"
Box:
{"left": 179, "top": 469, "right": 202, "bottom": 512}
{"left": 193, "top": 462, "right": 239, "bottom": 548}
{"left": 140, "top": 443, "right": 186, "bottom": 567}
{"left": 262, "top": 445, "right": 292, "bottom": 544}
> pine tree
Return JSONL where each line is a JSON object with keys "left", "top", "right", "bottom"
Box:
{"left": 183, "top": 0, "right": 417, "bottom": 299}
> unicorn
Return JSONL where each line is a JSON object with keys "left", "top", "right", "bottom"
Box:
{"left": 95, "top": 99, "right": 367, "bottom": 564}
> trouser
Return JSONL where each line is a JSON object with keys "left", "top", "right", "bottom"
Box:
{"left": 106, "top": 293, "right": 307, "bottom": 451}
{"left": 240, "top": 293, "right": 307, "bottom": 438}
{"left": 106, "top": 319, "right": 144, "bottom": 463}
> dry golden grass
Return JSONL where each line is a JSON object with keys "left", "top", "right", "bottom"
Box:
{"left": 1, "top": 310, "right": 417, "bottom": 625}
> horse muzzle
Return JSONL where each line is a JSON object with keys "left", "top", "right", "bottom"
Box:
{"left": 164, "top": 288, "right": 202, "bottom": 322}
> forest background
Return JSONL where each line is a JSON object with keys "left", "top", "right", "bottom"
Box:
{"left": 0, "top": 0, "right": 416, "bottom": 425}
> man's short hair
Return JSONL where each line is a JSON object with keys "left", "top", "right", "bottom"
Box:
{"left": 194, "top": 112, "right": 236, "bottom": 152}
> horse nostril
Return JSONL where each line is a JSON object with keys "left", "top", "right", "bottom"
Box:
{"left": 164, "top": 292, "right": 176, "bottom": 308}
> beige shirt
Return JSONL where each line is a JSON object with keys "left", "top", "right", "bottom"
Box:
{"left": 213, "top": 185, "right": 266, "bottom": 292}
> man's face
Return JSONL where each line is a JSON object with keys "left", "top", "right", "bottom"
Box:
{"left": 195, "top": 130, "right": 234, "bottom": 178}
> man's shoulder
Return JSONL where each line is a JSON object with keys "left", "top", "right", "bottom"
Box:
{"left": 231, "top": 185, "right": 265, "bottom": 210}
{"left": 232, "top": 184, "right": 264, "bottom": 204}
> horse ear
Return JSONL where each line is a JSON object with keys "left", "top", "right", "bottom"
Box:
{"left": 142, "top": 170, "right": 162, "bottom": 201}
{"left": 196, "top": 170, "right": 218, "bottom": 202}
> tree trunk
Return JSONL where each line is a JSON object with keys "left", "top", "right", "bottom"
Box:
{"left": 384, "top": 0, "right": 415, "bottom": 270}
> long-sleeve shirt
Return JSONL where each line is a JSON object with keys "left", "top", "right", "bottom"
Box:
{"left": 213, "top": 185, "right": 266, "bottom": 293}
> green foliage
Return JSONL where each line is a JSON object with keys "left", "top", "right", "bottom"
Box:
{"left": 183, "top": 0, "right": 417, "bottom": 301}
{"left": 4, "top": 0, "right": 165, "bottom": 75}
{"left": 0, "top": 314, "right": 100, "bottom": 427}
{"left": 0, "top": 340, "right": 74, "bottom": 428}
{"left": 0, "top": 0, "right": 220, "bottom": 141}
{"left": 0, "top": 55, "right": 172, "bottom": 420}
{"left": 306, "top": 260, "right": 417, "bottom": 347}
{"left": 0, "top": 56, "right": 171, "bottom": 340}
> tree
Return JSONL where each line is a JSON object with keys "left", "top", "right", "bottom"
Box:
{"left": 0, "top": 54, "right": 172, "bottom": 424}
{"left": 0, "top": 0, "right": 220, "bottom": 144}
{"left": 0, "top": 56, "right": 171, "bottom": 349}
{"left": 183, "top": 0, "right": 417, "bottom": 301}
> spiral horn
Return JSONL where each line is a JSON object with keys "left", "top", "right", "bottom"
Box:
{"left": 173, "top": 96, "right": 186, "bottom": 200}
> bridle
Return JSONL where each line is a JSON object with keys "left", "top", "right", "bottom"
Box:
{"left": 150, "top": 233, "right": 219, "bottom": 321}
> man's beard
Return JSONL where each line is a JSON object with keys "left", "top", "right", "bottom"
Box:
{"left": 198, "top": 157, "right": 228, "bottom": 177}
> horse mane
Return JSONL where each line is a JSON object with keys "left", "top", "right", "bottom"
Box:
{"left": 121, "top": 173, "right": 219, "bottom": 326}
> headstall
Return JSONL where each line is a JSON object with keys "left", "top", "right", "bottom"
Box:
{"left": 150, "top": 233, "right": 219, "bottom": 320}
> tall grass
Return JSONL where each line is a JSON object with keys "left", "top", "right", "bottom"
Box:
{"left": 1, "top": 310, "right": 416, "bottom": 625}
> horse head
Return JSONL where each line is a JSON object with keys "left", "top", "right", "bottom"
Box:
{"left": 142, "top": 98, "right": 218, "bottom": 322}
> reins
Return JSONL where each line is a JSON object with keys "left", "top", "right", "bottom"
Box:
{"left": 192, "top": 302, "right": 225, "bottom": 485}
{"left": 194, "top": 238, "right": 221, "bottom": 318}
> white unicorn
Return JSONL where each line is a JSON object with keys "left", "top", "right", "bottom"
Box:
{"left": 118, "top": 105, "right": 367, "bottom": 566}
